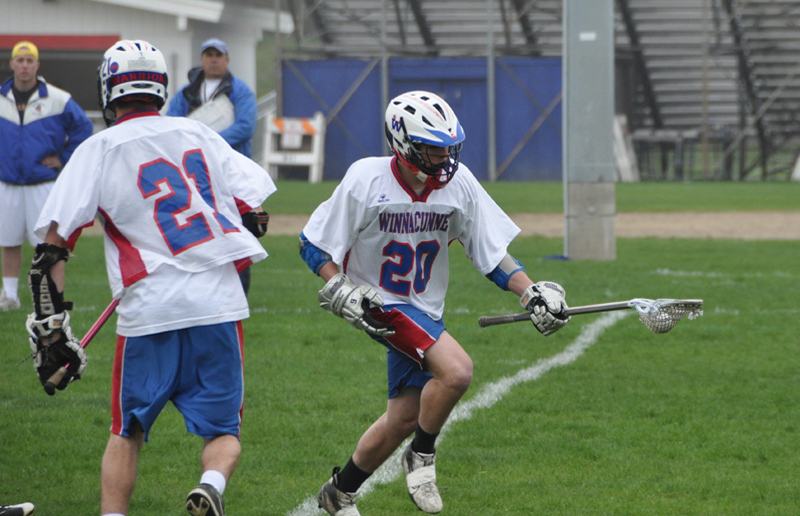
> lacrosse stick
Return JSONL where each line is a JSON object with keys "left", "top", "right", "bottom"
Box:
{"left": 44, "top": 299, "right": 120, "bottom": 396}
{"left": 478, "top": 299, "right": 703, "bottom": 334}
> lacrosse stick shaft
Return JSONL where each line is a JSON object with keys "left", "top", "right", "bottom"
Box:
{"left": 564, "top": 301, "right": 632, "bottom": 316}
{"left": 44, "top": 299, "right": 120, "bottom": 395}
{"left": 478, "top": 301, "right": 633, "bottom": 328}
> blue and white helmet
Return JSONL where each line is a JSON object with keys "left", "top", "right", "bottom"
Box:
{"left": 384, "top": 91, "right": 465, "bottom": 189}
{"left": 98, "top": 40, "right": 168, "bottom": 125}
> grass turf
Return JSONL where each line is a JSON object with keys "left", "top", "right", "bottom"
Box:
{"left": 1, "top": 232, "right": 798, "bottom": 515}
{"left": 265, "top": 180, "right": 800, "bottom": 214}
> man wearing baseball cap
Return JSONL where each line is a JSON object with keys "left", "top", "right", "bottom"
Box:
{"left": 167, "top": 38, "right": 260, "bottom": 296}
{"left": 167, "top": 38, "right": 256, "bottom": 159}
{"left": 0, "top": 40, "right": 93, "bottom": 310}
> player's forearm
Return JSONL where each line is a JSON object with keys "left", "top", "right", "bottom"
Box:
{"left": 507, "top": 270, "right": 534, "bottom": 298}
{"left": 43, "top": 222, "right": 68, "bottom": 292}
{"left": 318, "top": 261, "right": 340, "bottom": 282}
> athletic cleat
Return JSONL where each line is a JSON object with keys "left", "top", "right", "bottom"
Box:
{"left": 0, "top": 503, "right": 35, "bottom": 516}
{"left": 0, "top": 291, "right": 21, "bottom": 311}
{"left": 317, "top": 467, "right": 361, "bottom": 516}
{"left": 186, "top": 483, "right": 225, "bottom": 516}
{"left": 402, "top": 444, "right": 443, "bottom": 514}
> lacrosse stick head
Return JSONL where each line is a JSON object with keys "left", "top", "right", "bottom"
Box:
{"left": 627, "top": 299, "right": 703, "bottom": 334}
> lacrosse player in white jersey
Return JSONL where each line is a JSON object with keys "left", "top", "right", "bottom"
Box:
{"left": 24, "top": 40, "right": 275, "bottom": 516}
{"left": 301, "top": 91, "right": 571, "bottom": 515}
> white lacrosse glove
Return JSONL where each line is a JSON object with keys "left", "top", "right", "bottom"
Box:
{"left": 318, "top": 273, "right": 396, "bottom": 337}
{"left": 520, "top": 281, "right": 571, "bottom": 336}
{"left": 26, "top": 311, "right": 88, "bottom": 390}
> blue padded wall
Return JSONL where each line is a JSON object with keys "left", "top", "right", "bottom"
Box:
{"left": 282, "top": 57, "right": 562, "bottom": 181}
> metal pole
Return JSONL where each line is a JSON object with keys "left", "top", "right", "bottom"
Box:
{"left": 487, "top": 0, "right": 497, "bottom": 181}
{"left": 701, "top": 0, "right": 710, "bottom": 179}
{"left": 738, "top": 86, "right": 746, "bottom": 180}
{"left": 275, "top": 0, "right": 283, "bottom": 117}
{"left": 381, "top": 0, "right": 389, "bottom": 155}
{"left": 563, "top": 0, "right": 616, "bottom": 261}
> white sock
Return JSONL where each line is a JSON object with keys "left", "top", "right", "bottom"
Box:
{"left": 200, "top": 470, "right": 227, "bottom": 495}
{"left": 102, "top": 513, "right": 126, "bottom": 516}
{"left": 2, "top": 277, "right": 19, "bottom": 300}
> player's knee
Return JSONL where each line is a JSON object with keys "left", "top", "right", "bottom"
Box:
{"left": 443, "top": 358, "right": 473, "bottom": 395}
{"left": 397, "top": 415, "right": 419, "bottom": 437}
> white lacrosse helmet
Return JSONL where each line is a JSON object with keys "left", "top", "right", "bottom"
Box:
{"left": 384, "top": 91, "right": 465, "bottom": 189}
{"left": 98, "top": 40, "right": 168, "bottom": 125}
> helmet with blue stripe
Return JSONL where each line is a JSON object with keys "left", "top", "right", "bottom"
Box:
{"left": 384, "top": 91, "right": 465, "bottom": 189}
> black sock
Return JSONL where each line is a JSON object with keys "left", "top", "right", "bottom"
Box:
{"left": 411, "top": 423, "right": 439, "bottom": 455}
{"left": 335, "top": 457, "right": 372, "bottom": 494}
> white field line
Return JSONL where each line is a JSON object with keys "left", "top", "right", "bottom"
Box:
{"left": 287, "top": 311, "right": 630, "bottom": 516}
{"left": 654, "top": 268, "right": 795, "bottom": 278}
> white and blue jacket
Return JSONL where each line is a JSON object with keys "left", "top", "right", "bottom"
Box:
{"left": 0, "top": 76, "right": 94, "bottom": 185}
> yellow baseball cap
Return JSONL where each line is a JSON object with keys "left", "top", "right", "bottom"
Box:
{"left": 12, "top": 41, "right": 39, "bottom": 61}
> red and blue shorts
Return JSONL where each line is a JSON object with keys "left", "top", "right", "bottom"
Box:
{"left": 369, "top": 304, "right": 445, "bottom": 399}
{"left": 111, "top": 321, "right": 244, "bottom": 441}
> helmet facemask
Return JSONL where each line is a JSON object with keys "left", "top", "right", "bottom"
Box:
{"left": 385, "top": 115, "right": 462, "bottom": 190}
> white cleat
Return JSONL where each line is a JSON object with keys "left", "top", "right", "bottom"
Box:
{"left": 402, "top": 444, "right": 443, "bottom": 514}
{"left": 0, "top": 503, "right": 35, "bottom": 516}
{"left": 0, "top": 291, "right": 21, "bottom": 311}
{"left": 317, "top": 467, "right": 361, "bottom": 516}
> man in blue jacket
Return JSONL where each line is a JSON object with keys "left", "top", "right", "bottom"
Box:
{"left": 167, "top": 38, "right": 261, "bottom": 296}
{"left": 0, "top": 41, "right": 93, "bottom": 310}
{"left": 167, "top": 38, "right": 257, "bottom": 158}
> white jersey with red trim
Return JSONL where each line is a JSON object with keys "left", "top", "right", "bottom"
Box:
{"left": 35, "top": 112, "right": 276, "bottom": 336}
{"left": 303, "top": 156, "right": 520, "bottom": 320}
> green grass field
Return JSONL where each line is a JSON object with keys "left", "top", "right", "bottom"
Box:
{"left": 265, "top": 180, "right": 800, "bottom": 214}
{"left": 1, "top": 183, "right": 798, "bottom": 515}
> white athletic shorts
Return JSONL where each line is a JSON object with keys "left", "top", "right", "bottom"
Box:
{"left": 0, "top": 180, "right": 54, "bottom": 247}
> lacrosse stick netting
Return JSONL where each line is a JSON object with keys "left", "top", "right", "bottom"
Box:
{"left": 627, "top": 299, "right": 703, "bottom": 334}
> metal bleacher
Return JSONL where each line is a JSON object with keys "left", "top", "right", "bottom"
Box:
{"left": 281, "top": 0, "right": 800, "bottom": 180}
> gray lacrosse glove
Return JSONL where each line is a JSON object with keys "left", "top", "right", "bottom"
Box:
{"left": 520, "top": 281, "right": 570, "bottom": 336}
{"left": 26, "top": 311, "right": 87, "bottom": 390}
{"left": 318, "top": 273, "right": 396, "bottom": 337}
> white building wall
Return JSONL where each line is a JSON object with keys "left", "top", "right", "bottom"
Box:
{"left": 0, "top": 0, "right": 282, "bottom": 98}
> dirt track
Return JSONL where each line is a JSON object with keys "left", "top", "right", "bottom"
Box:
{"left": 81, "top": 211, "right": 800, "bottom": 239}
{"left": 264, "top": 211, "right": 800, "bottom": 240}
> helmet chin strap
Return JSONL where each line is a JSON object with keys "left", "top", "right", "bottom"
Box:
{"left": 414, "top": 170, "right": 430, "bottom": 183}
{"left": 397, "top": 153, "right": 433, "bottom": 187}
{"left": 396, "top": 149, "right": 451, "bottom": 189}
{"left": 422, "top": 173, "right": 448, "bottom": 190}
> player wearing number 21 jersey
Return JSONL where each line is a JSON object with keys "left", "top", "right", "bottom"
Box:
{"left": 303, "top": 91, "right": 571, "bottom": 516}
{"left": 27, "top": 40, "right": 275, "bottom": 516}
{"left": 35, "top": 111, "right": 274, "bottom": 335}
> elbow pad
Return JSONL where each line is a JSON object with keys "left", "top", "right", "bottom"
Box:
{"left": 485, "top": 253, "right": 525, "bottom": 291}
{"left": 299, "top": 232, "right": 333, "bottom": 275}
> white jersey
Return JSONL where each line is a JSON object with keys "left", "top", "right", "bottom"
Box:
{"left": 303, "top": 156, "right": 520, "bottom": 319}
{"left": 35, "top": 112, "right": 277, "bottom": 336}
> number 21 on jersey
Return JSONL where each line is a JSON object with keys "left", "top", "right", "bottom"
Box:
{"left": 138, "top": 149, "right": 239, "bottom": 255}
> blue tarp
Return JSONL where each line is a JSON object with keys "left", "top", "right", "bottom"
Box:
{"left": 282, "top": 57, "right": 562, "bottom": 181}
